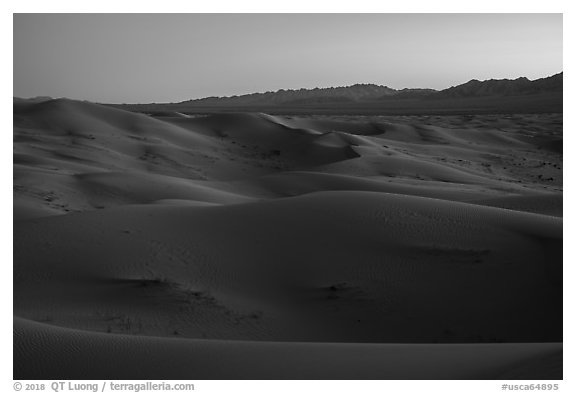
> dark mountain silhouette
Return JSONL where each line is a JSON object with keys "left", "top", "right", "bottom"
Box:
{"left": 96, "top": 72, "right": 562, "bottom": 115}
{"left": 183, "top": 84, "right": 422, "bottom": 106}
{"left": 176, "top": 73, "right": 562, "bottom": 107}
{"left": 431, "top": 73, "right": 563, "bottom": 99}
{"left": 379, "top": 88, "right": 437, "bottom": 100}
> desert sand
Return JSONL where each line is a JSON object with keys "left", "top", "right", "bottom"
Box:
{"left": 13, "top": 99, "right": 562, "bottom": 379}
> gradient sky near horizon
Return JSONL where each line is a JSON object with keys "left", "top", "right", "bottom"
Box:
{"left": 14, "top": 13, "right": 562, "bottom": 104}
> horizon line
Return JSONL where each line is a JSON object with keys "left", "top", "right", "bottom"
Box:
{"left": 14, "top": 71, "right": 563, "bottom": 105}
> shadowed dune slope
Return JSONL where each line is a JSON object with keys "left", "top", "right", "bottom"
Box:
{"left": 13, "top": 100, "right": 562, "bottom": 379}
{"left": 14, "top": 98, "right": 217, "bottom": 155}
{"left": 14, "top": 192, "right": 562, "bottom": 344}
{"left": 14, "top": 318, "right": 561, "bottom": 380}
{"left": 14, "top": 100, "right": 562, "bottom": 220}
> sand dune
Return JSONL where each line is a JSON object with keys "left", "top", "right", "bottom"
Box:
{"left": 14, "top": 192, "right": 562, "bottom": 344}
{"left": 14, "top": 318, "right": 561, "bottom": 380}
{"left": 13, "top": 99, "right": 562, "bottom": 379}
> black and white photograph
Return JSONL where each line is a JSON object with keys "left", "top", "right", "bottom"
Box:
{"left": 11, "top": 9, "right": 567, "bottom": 385}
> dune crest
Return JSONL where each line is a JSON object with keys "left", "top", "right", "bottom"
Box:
{"left": 13, "top": 99, "right": 562, "bottom": 379}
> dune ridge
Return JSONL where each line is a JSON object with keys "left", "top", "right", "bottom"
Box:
{"left": 14, "top": 318, "right": 561, "bottom": 380}
{"left": 13, "top": 99, "right": 562, "bottom": 379}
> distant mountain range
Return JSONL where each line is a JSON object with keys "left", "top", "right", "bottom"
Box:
{"left": 180, "top": 72, "right": 562, "bottom": 106}
{"left": 14, "top": 72, "right": 563, "bottom": 115}
{"left": 185, "top": 84, "right": 402, "bottom": 106}
{"left": 433, "top": 73, "right": 562, "bottom": 99}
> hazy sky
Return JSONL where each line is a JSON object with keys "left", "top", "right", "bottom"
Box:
{"left": 13, "top": 13, "right": 562, "bottom": 104}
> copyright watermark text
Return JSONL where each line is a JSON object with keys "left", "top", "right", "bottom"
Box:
{"left": 12, "top": 382, "right": 194, "bottom": 392}
{"left": 502, "top": 384, "right": 559, "bottom": 391}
